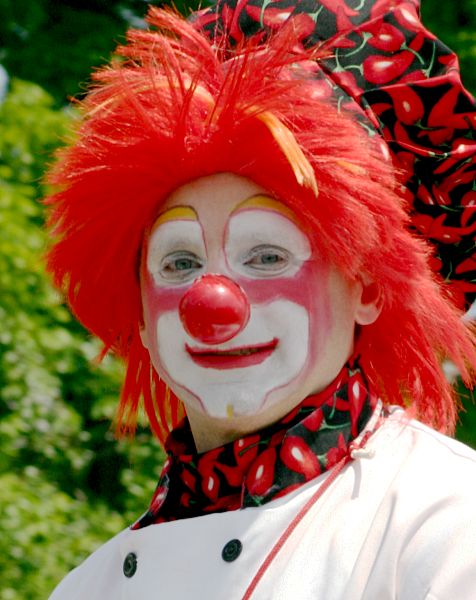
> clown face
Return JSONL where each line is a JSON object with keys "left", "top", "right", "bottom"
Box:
{"left": 141, "top": 173, "right": 376, "bottom": 449}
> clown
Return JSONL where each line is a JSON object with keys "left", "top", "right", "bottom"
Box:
{"left": 47, "top": 1, "right": 476, "bottom": 599}
{"left": 140, "top": 173, "right": 381, "bottom": 449}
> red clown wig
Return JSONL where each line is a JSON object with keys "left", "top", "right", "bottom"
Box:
{"left": 45, "top": 8, "right": 475, "bottom": 443}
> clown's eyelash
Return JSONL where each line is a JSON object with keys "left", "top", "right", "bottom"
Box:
{"left": 242, "top": 245, "right": 290, "bottom": 270}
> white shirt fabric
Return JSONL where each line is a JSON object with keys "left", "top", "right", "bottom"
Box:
{"left": 49, "top": 409, "right": 476, "bottom": 599}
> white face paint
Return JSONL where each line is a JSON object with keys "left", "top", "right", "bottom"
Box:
{"left": 141, "top": 173, "right": 368, "bottom": 448}
{"left": 155, "top": 300, "right": 309, "bottom": 418}
{"left": 143, "top": 187, "right": 313, "bottom": 419}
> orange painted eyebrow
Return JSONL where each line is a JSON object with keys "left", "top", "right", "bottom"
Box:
{"left": 231, "top": 194, "right": 298, "bottom": 223}
{"left": 151, "top": 206, "right": 198, "bottom": 231}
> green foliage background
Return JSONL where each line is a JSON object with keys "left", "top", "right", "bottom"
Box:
{"left": 0, "top": 1, "right": 475, "bottom": 598}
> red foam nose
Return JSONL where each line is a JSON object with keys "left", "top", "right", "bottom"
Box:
{"left": 179, "top": 274, "right": 250, "bottom": 345}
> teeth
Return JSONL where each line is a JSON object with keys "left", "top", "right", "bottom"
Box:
{"left": 188, "top": 343, "right": 277, "bottom": 357}
{"left": 220, "top": 348, "right": 259, "bottom": 356}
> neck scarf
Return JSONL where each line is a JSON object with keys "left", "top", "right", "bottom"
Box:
{"left": 133, "top": 357, "right": 380, "bottom": 529}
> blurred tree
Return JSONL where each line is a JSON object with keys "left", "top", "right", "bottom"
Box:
{"left": 0, "top": 79, "right": 164, "bottom": 598}
{"left": 0, "top": 0, "right": 204, "bottom": 103}
{"left": 422, "top": 0, "right": 476, "bottom": 92}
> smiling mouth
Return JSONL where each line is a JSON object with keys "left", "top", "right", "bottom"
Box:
{"left": 186, "top": 339, "right": 278, "bottom": 369}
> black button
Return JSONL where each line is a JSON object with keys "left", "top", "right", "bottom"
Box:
{"left": 222, "top": 539, "right": 243, "bottom": 562}
{"left": 123, "top": 552, "right": 137, "bottom": 578}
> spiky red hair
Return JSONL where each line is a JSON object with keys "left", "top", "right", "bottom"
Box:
{"left": 45, "top": 8, "right": 475, "bottom": 443}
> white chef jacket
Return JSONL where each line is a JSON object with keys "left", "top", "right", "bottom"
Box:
{"left": 49, "top": 408, "right": 476, "bottom": 599}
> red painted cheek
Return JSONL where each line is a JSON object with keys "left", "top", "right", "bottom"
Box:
{"left": 237, "top": 259, "right": 334, "bottom": 367}
{"left": 232, "top": 260, "right": 328, "bottom": 310}
{"left": 142, "top": 272, "right": 187, "bottom": 325}
{"left": 143, "top": 259, "right": 332, "bottom": 356}
{"left": 236, "top": 261, "right": 333, "bottom": 360}
{"left": 141, "top": 273, "right": 185, "bottom": 374}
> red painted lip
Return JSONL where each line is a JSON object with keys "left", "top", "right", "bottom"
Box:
{"left": 186, "top": 339, "right": 278, "bottom": 369}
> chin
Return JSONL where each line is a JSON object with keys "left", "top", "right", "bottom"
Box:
{"left": 201, "top": 387, "right": 268, "bottom": 420}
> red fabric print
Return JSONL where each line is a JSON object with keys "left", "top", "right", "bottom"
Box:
{"left": 456, "top": 256, "right": 476, "bottom": 277}
{"left": 280, "top": 437, "right": 321, "bottom": 480}
{"left": 215, "top": 462, "right": 245, "bottom": 487}
{"left": 370, "top": 0, "right": 420, "bottom": 22}
{"left": 319, "top": 0, "right": 358, "bottom": 20}
{"left": 363, "top": 31, "right": 424, "bottom": 85}
{"left": 246, "top": 447, "right": 277, "bottom": 497}
{"left": 392, "top": 2, "right": 429, "bottom": 34}
{"left": 180, "top": 469, "right": 197, "bottom": 492}
{"left": 234, "top": 434, "right": 260, "bottom": 469}
{"left": 366, "top": 22, "right": 405, "bottom": 52}
{"left": 132, "top": 358, "right": 381, "bottom": 527}
{"left": 385, "top": 86, "right": 425, "bottom": 125}
{"left": 362, "top": 51, "right": 410, "bottom": 86}
{"left": 302, "top": 408, "right": 324, "bottom": 432}
{"left": 326, "top": 433, "right": 348, "bottom": 469}
{"left": 201, "top": 471, "right": 220, "bottom": 502}
{"left": 149, "top": 486, "right": 167, "bottom": 514}
{"left": 245, "top": 5, "right": 293, "bottom": 30}
{"left": 348, "top": 375, "right": 367, "bottom": 436}
{"left": 461, "top": 192, "right": 476, "bottom": 208}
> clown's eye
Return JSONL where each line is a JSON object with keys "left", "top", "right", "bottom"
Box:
{"left": 160, "top": 251, "right": 203, "bottom": 281}
{"left": 243, "top": 245, "right": 290, "bottom": 274}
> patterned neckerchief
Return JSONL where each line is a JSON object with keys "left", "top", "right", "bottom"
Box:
{"left": 133, "top": 357, "right": 380, "bottom": 528}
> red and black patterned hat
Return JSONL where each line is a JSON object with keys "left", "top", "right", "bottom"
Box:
{"left": 192, "top": 0, "right": 476, "bottom": 310}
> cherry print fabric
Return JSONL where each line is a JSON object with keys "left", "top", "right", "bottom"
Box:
{"left": 133, "top": 357, "right": 380, "bottom": 527}
{"left": 191, "top": 0, "right": 476, "bottom": 309}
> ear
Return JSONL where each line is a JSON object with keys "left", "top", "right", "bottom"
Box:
{"left": 354, "top": 276, "right": 382, "bottom": 326}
